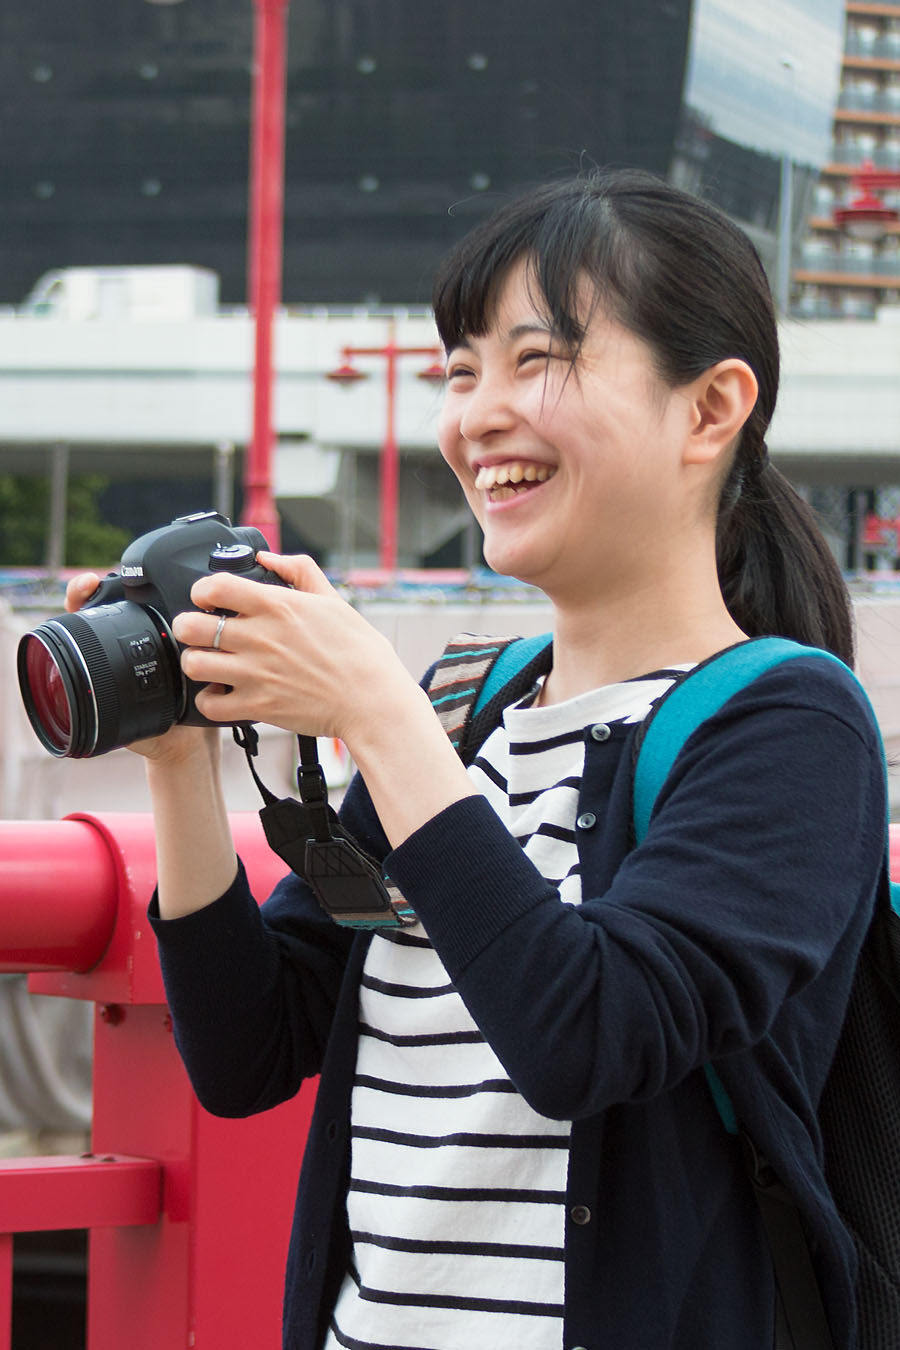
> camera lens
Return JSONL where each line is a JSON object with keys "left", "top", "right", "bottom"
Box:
{"left": 21, "top": 637, "right": 72, "bottom": 754}
{"left": 17, "top": 602, "right": 182, "bottom": 758}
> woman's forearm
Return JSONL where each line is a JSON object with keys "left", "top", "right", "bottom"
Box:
{"left": 346, "top": 681, "right": 479, "bottom": 851}
{"left": 145, "top": 733, "right": 238, "bottom": 919}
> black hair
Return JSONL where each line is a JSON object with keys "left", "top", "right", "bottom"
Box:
{"left": 433, "top": 169, "right": 854, "bottom": 666}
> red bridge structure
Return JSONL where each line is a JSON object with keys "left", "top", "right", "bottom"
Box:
{"left": 2, "top": 812, "right": 899, "bottom": 1348}
{"left": 0, "top": 812, "right": 315, "bottom": 1350}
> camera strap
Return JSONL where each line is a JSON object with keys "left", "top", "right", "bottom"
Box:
{"left": 231, "top": 724, "right": 416, "bottom": 928}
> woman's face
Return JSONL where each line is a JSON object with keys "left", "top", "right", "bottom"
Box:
{"left": 437, "top": 258, "right": 699, "bottom": 603}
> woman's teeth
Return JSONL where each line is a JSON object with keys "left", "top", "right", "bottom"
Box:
{"left": 474, "top": 463, "right": 556, "bottom": 492}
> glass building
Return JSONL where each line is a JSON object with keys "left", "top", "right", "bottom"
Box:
{"left": 1, "top": 0, "right": 844, "bottom": 308}
{"left": 2, "top": 0, "right": 695, "bottom": 307}
{"left": 674, "top": 0, "right": 845, "bottom": 275}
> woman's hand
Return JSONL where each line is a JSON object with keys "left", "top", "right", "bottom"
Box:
{"left": 172, "top": 552, "right": 419, "bottom": 749}
{"left": 172, "top": 551, "right": 478, "bottom": 849}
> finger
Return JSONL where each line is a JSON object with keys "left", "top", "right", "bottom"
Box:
{"left": 64, "top": 572, "right": 101, "bottom": 613}
{"left": 193, "top": 679, "right": 265, "bottom": 728}
{"left": 191, "top": 683, "right": 236, "bottom": 724}
{"left": 180, "top": 643, "right": 240, "bottom": 689}
{"left": 189, "top": 569, "right": 283, "bottom": 616}
{"left": 171, "top": 609, "right": 239, "bottom": 652}
{"left": 256, "top": 552, "right": 336, "bottom": 597}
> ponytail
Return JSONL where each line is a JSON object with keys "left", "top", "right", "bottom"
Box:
{"left": 716, "top": 450, "right": 855, "bottom": 668}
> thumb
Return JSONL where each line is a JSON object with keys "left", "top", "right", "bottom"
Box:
{"left": 257, "top": 551, "right": 336, "bottom": 598}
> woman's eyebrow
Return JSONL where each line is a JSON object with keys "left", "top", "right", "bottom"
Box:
{"left": 505, "top": 321, "right": 553, "bottom": 341}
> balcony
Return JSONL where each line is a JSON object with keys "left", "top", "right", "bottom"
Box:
{"left": 838, "top": 88, "right": 900, "bottom": 116}
{"left": 827, "top": 141, "right": 900, "bottom": 168}
{"left": 791, "top": 294, "right": 879, "bottom": 319}
{"left": 800, "top": 250, "right": 900, "bottom": 277}
{"left": 846, "top": 31, "right": 900, "bottom": 61}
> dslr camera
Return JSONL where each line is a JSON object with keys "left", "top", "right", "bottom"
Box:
{"left": 18, "top": 511, "right": 284, "bottom": 758}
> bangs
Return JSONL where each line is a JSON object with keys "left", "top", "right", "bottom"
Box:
{"left": 432, "top": 180, "right": 618, "bottom": 352}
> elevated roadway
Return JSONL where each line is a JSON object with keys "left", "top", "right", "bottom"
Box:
{"left": 0, "top": 306, "right": 899, "bottom": 560}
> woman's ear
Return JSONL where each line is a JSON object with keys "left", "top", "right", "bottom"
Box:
{"left": 683, "top": 360, "right": 758, "bottom": 467}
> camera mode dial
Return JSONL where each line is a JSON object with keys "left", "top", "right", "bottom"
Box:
{"left": 208, "top": 543, "right": 257, "bottom": 573}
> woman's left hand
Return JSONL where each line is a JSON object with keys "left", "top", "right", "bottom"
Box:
{"left": 171, "top": 551, "right": 415, "bottom": 746}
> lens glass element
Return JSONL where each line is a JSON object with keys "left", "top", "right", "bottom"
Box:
{"left": 23, "top": 637, "right": 72, "bottom": 753}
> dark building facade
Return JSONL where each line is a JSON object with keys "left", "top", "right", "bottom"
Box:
{"left": 2, "top": 0, "right": 693, "bottom": 306}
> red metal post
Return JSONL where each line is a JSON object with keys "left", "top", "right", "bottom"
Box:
{"left": 0, "top": 812, "right": 313, "bottom": 1350}
{"left": 242, "top": 0, "right": 289, "bottom": 552}
{"left": 328, "top": 331, "right": 443, "bottom": 572}
{"left": 381, "top": 324, "right": 399, "bottom": 572}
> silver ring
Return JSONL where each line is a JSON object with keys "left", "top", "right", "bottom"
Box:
{"left": 211, "top": 615, "right": 227, "bottom": 651}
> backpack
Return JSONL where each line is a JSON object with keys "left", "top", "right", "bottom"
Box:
{"left": 427, "top": 631, "right": 900, "bottom": 1350}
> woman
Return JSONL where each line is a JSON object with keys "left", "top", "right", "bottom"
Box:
{"left": 68, "top": 170, "right": 885, "bottom": 1349}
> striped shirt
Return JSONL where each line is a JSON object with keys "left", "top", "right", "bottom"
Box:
{"left": 325, "top": 668, "right": 691, "bottom": 1350}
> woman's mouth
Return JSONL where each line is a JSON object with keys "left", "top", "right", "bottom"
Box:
{"left": 474, "top": 462, "right": 557, "bottom": 502}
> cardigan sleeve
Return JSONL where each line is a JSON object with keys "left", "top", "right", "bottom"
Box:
{"left": 148, "top": 769, "right": 388, "bottom": 1118}
{"left": 384, "top": 659, "right": 887, "bottom": 1121}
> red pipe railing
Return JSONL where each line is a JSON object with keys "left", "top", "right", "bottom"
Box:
{"left": 0, "top": 811, "right": 313, "bottom": 1350}
{"left": 2, "top": 814, "right": 898, "bottom": 1346}
{"left": 0, "top": 820, "right": 117, "bottom": 972}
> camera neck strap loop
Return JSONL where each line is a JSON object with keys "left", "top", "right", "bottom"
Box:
{"left": 231, "top": 724, "right": 416, "bottom": 929}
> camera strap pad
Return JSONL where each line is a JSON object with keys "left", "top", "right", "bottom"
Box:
{"left": 231, "top": 725, "right": 416, "bottom": 928}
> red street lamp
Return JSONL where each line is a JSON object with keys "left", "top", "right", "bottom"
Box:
{"left": 327, "top": 322, "right": 444, "bottom": 571}
{"left": 241, "top": 0, "right": 289, "bottom": 553}
{"left": 833, "top": 160, "right": 900, "bottom": 241}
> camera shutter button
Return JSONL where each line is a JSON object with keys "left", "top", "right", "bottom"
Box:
{"left": 208, "top": 544, "right": 257, "bottom": 572}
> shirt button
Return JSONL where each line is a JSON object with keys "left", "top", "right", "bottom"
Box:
{"left": 570, "top": 1204, "right": 592, "bottom": 1225}
{"left": 590, "top": 723, "right": 611, "bottom": 742}
{"left": 576, "top": 812, "right": 597, "bottom": 831}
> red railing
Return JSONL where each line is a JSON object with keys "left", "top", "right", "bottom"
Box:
{"left": 4, "top": 814, "right": 900, "bottom": 1347}
{"left": 0, "top": 812, "right": 315, "bottom": 1350}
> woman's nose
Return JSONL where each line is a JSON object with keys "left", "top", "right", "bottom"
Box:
{"left": 457, "top": 375, "right": 518, "bottom": 442}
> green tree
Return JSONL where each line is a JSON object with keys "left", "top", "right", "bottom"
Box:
{"left": 0, "top": 474, "right": 129, "bottom": 567}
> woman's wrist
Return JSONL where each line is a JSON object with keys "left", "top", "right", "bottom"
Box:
{"left": 347, "top": 681, "right": 478, "bottom": 850}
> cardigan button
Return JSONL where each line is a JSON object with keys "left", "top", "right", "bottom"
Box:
{"left": 570, "top": 1204, "right": 592, "bottom": 1225}
{"left": 590, "top": 722, "right": 611, "bottom": 742}
{"left": 576, "top": 812, "right": 597, "bottom": 831}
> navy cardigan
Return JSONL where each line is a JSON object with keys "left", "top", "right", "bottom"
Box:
{"left": 151, "top": 654, "right": 886, "bottom": 1350}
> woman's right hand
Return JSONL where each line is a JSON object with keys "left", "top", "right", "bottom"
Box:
{"left": 64, "top": 572, "right": 219, "bottom": 768}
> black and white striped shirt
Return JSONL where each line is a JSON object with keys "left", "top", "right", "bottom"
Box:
{"left": 325, "top": 670, "right": 690, "bottom": 1350}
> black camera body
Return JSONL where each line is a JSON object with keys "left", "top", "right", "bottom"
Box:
{"left": 18, "top": 511, "right": 284, "bottom": 758}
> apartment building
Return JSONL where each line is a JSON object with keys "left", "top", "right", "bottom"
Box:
{"left": 796, "top": 1, "right": 900, "bottom": 317}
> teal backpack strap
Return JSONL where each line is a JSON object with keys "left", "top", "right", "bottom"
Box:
{"left": 632, "top": 637, "right": 858, "bottom": 1350}
{"left": 632, "top": 637, "right": 846, "bottom": 846}
{"left": 427, "top": 632, "right": 551, "bottom": 750}
{"left": 474, "top": 632, "right": 553, "bottom": 716}
{"left": 632, "top": 637, "right": 849, "bottom": 1136}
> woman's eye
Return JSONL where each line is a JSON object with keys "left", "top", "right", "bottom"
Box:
{"left": 519, "top": 350, "right": 552, "bottom": 367}
{"left": 446, "top": 365, "right": 475, "bottom": 383}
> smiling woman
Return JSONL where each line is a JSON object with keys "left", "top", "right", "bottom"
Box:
{"left": 77, "top": 168, "right": 889, "bottom": 1350}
